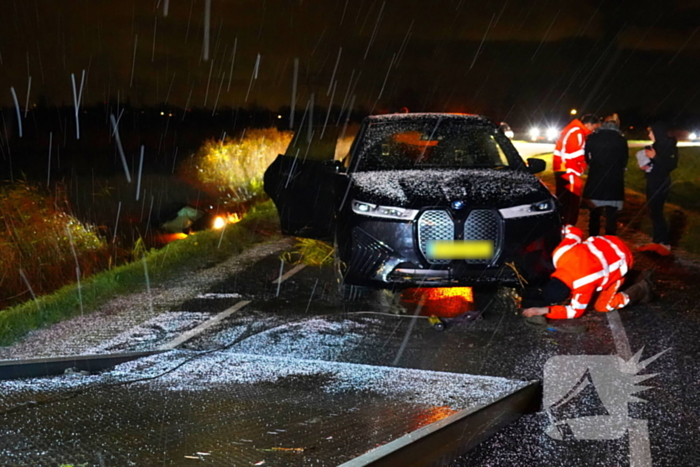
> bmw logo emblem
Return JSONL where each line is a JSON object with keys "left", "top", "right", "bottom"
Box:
{"left": 451, "top": 200, "right": 465, "bottom": 210}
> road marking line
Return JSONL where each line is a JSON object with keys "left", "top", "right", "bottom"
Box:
{"left": 628, "top": 419, "right": 652, "bottom": 467}
{"left": 606, "top": 309, "right": 632, "bottom": 360}
{"left": 272, "top": 264, "right": 306, "bottom": 284}
{"left": 159, "top": 300, "right": 251, "bottom": 350}
{"left": 607, "top": 309, "right": 650, "bottom": 467}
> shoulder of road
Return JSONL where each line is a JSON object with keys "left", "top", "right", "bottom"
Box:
{"left": 0, "top": 202, "right": 282, "bottom": 354}
{"left": 1, "top": 187, "right": 699, "bottom": 359}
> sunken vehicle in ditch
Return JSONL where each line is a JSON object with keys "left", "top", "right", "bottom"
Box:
{"left": 264, "top": 113, "right": 561, "bottom": 293}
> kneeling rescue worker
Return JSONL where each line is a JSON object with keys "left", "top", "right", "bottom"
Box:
{"left": 522, "top": 225, "right": 651, "bottom": 319}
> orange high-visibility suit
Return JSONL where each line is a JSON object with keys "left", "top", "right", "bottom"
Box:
{"left": 546, "top": 225, "right": 633, "bottom": 319}
{"left": 553, "top": 119, "right": 593, "bottom": 197}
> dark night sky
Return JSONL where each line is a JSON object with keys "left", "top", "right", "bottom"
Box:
{"left": 2, "top": 0, "right": 700, "bottom": 126}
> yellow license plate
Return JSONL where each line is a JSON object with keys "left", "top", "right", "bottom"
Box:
{"left": 426, "top": 240, "right": 494, "bottom": 260}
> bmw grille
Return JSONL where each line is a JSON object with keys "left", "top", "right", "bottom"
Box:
{"left": 463, "top": 209, "right": 501, "bottom": 264}
{"left": 417, "top": 210, "right": 454, "bottom": 265}
{"left": 417, "top": 209, "right": 502, "bottom": 265}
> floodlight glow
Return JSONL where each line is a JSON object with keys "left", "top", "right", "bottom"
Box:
{"left": 213, "top": 216, "right": 226, "bottom": 229}
{"left": 546, "top": 127, "right": 559, "bottom": 140}
{"left": 529, "top": 128, "right": 540, "bottom": 140}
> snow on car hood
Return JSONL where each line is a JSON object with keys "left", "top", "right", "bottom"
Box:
{"left": 351, "top": 168, "right": 550, "bottom": 208}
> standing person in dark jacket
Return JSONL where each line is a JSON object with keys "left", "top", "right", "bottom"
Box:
{"left": 583, "top": 113, "right": 628, "bottom": 236}
{"left": 637, "top": 122, "right": 679, "bottom": 256}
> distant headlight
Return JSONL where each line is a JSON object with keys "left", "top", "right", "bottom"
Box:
{"left": 529, "top": 128, "right": 540, "bottom": 140}
{"left": 351, "top": 200, "right": 419, "bottom": 220}
{"left": 504, "top": 130, "right": 515, "bottom": 139}
{"left": 689, "top": 132, "right": 697, "bottom": 140}
{"left": 499, "top": 199, "right": 555, "bottom": 219}
{"left": 546, "top": 127, "right": 559, "bottom": 141}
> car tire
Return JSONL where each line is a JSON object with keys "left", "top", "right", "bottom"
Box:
{"left": 334, "top": 237, "right": 370, "bottom": 301}
{"left": 372, "top": 288, "right": 406, "bottom": 314}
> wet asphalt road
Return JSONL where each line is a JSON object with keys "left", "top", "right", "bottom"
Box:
{"left": 3, "top": 240, "right": 700, "bottom": 466}
{"left": 454, "top": 263, "right": 700, "bottom": 466}
{"left": 175, "top": 247, "right": 700, "bottom": 466}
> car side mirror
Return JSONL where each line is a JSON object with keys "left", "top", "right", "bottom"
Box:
{"left": 526, "top": 157, "right": 546, "bottom": 174}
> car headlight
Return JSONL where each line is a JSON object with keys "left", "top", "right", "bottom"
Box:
{"left": 546, "top": 127, "right": 559, "bottom": 140}
{"left": 499, "top": 199, "right": 555, "bottom": 219}
{"left": 529, "top": 127, "right": 540, "bottom": 140}
{"left": 504, "top": 130, "right": 515, "bottom": 139}
{"left": 351, "top": 200, "right": 419, "bottom": 220}
{"left": 689, "top": 132, "right": 697, "bottom": 140}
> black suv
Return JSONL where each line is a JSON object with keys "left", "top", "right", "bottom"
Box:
{"left": 264, "top": 113, "right": 561, "bottom": 292}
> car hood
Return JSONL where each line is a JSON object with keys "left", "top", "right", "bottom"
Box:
{"left": 350, "top": 168, "right": 551, "bottom": 209}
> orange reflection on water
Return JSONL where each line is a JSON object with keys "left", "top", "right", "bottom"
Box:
{"left": 423, "top": 287, "right": 474, "bottom": 301}
{"left": 411, "top": 405, "right": 460, "bottom": 431}
{"left": 157, "top": 232, "right": 188, "bottom": 244}
{"left": 402, "top": 287, "right": 475, "bottom": 318}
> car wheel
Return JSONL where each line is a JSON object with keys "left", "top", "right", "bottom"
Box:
{"left": 333, "top": 237, "right": 369, "bottom": 301}
{"left": 373, "top": 288, "right": 406, "bottom": 314}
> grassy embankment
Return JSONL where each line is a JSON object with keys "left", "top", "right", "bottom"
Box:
{"left": 0, "top": 183, "right": 113, "bottom": 311}
{"left": 0, "top": 128, "right": 291, "bottom": 346}
{"left": 0, "top": 202, "right": 278, "bottom": 345}
{"left": 530, "top": 144, "right": 700, "bottom": 254}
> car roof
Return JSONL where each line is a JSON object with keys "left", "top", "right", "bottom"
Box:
{"left": 365, "top": 112, "right": 495, "bottom": 127}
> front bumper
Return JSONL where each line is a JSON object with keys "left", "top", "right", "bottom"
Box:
{"left": 338, "top": 210, "right": 560, "bottom": 289}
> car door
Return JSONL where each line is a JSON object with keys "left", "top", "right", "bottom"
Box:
{"left": 263, "top": 129, "right": 345, "bottom": 240}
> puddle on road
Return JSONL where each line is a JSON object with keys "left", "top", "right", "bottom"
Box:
{"left": 400, "top": 287, "right": 477, "bottom": 318}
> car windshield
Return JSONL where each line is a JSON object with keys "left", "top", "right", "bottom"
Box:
{"left": 352, "top": 117, "right": 515, "bottom": 171}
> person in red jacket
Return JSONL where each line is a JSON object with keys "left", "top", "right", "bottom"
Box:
{"left": 553, "top": 115, "right": 601, "bottom": 226}
{"left": 522, "top": 225, "right": 651, "bottom": 320}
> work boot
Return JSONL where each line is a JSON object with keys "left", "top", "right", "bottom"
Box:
{"left": 637, "top": 243, "right": 658, "bottom": 252}
{"left": 638, "top": 243, "right": 672, "bottom": 256}
{"left": 624, "top": 280, "right": 652, "bottom": 306}
{"left": 622, "top": 269, "right": 652, "bottom": 290}
{"left": 657, "top": 244, "right": 672, "bottom": 256}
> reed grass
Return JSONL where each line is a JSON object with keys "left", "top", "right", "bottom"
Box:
{"left": 0, "top": 202, "right": 278, "bottom": 346}
{"left": 0, "top": 182, "right": 110, "bottom": 310}
{"left": 182, "top": 128, "right": 293, "bottom": 204}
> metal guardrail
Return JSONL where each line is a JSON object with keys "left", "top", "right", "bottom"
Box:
{"left": 340, "top": 381, "right": 542, "bottom": 467}
{"left": 1, "top": 350, "right": 539, "bottom": 465}
{"left": 0, "top": 350, "right": 166, "bottom": 381}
